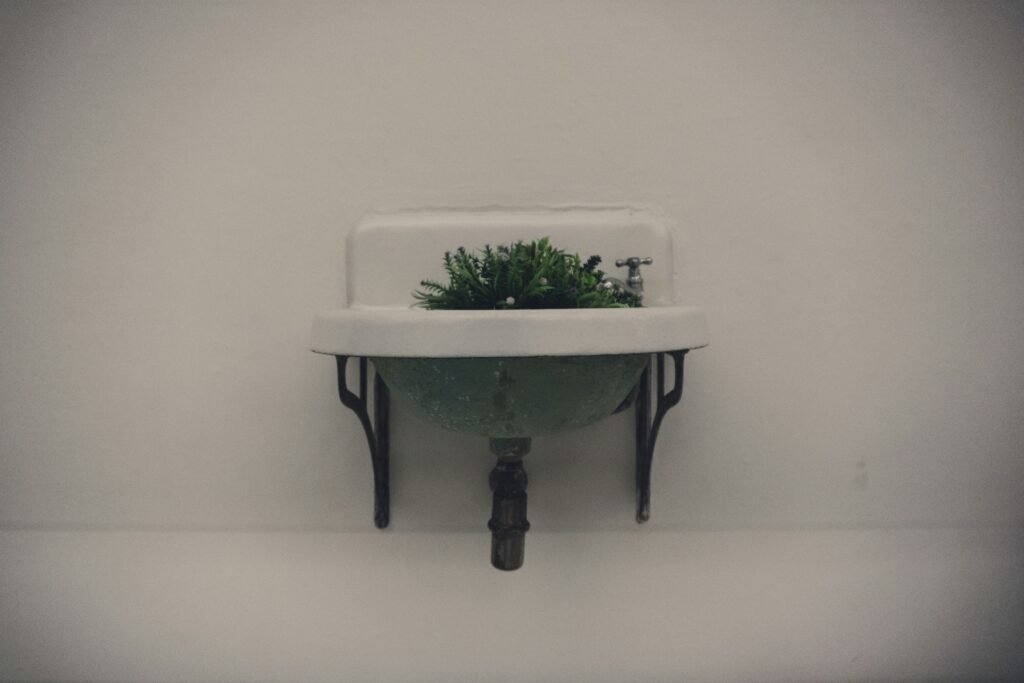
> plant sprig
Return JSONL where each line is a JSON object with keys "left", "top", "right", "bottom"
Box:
{"left": 413, "top": 237, "right": 641, "bottom": 310}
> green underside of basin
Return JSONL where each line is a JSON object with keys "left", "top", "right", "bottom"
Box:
{"left": 371, "top": 354, "right": 648, "bottom": 438}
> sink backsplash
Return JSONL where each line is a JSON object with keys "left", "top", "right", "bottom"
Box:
{"left": 344, "top": 207, "right": 678, "bottom": 308}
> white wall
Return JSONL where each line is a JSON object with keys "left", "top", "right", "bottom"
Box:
{"left": 2, "top": 2, "right": 1022, "bottom": 681}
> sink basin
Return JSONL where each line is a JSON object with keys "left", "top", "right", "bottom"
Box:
{"left": 310, "top": 208, "right": 708, "bottom": 436}
{"left": 311, "top": 306, "right": 708, "bottom": 437}
{"left": 371, "top": 354, "right": 647, "bottom": 438}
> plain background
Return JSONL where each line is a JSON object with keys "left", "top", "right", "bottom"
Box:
{"left": 1, "top": 1, "right": 1022, "bottom": 681}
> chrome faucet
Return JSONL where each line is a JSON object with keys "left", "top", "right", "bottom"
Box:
{"left": 600, "top": 256, "right": 653, "bottom": 301}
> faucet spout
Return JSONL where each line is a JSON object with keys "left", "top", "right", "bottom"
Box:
{"left": 599, "top": 275, "right": 642, "bottom": 299}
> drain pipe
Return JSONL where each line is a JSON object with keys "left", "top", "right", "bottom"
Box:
{"left": 487, "top": 437, "right": 531, "bottom": 571}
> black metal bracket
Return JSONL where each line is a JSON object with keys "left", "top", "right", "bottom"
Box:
{"left": 332, "top": 350, "right": 687, "bottom": 537}
{"left": 335, "top": 356, "right": 390, "bottom": 529}
{"left": 635, "top": 350, "right": 688, "bottom": 523}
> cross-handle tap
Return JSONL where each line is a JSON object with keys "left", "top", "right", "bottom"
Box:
{"left": 614, "top": 256, "right": 653, "bottom": 291}
{"left": 599, "top": 256, "right": 653, "bottom": 301}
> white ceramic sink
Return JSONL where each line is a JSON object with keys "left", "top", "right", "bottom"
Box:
{"left": 310, "top": 207, "right": 709, "bottom": 358}
{"left": 311, "top": 208, "right": 708, "bottom": 569}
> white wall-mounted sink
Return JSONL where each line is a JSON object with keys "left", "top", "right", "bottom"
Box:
{"left": 311, "top": 207, "right": 709, "bottom": 359}
{"left": 310, "top": 207, "right": 709, "bottom": 570}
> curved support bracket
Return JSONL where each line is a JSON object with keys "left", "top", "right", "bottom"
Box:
{"left": 332, "top": 351, "right": 685, "bottom": 537}
{"left": 635, "top": 350, "right": 687, "bottom": 523}
{"left": 336, "top": 356, "right": 390, "bottom": 529}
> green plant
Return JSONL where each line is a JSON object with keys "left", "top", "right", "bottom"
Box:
{"left": 413, "top": 237, "right": 641, "bottom": 310}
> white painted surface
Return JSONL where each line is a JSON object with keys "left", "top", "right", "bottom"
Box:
{"left": 2, "top": 2, "right": 1023, "bottom": 681}
{"left": 2, "top": 528, "right": 1022, "bottom": 682}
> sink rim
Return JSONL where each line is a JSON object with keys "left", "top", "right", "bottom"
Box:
{"left": 311, "top": 305, "right": 708, "bottom": 358}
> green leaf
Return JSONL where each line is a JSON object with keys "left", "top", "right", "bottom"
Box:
{"left": 412, "top": 237, "right": 641, "bottom": 310}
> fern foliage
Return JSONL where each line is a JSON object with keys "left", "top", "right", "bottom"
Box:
{"left": 413, "top": 237, "right": 640, "bottom": 310}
